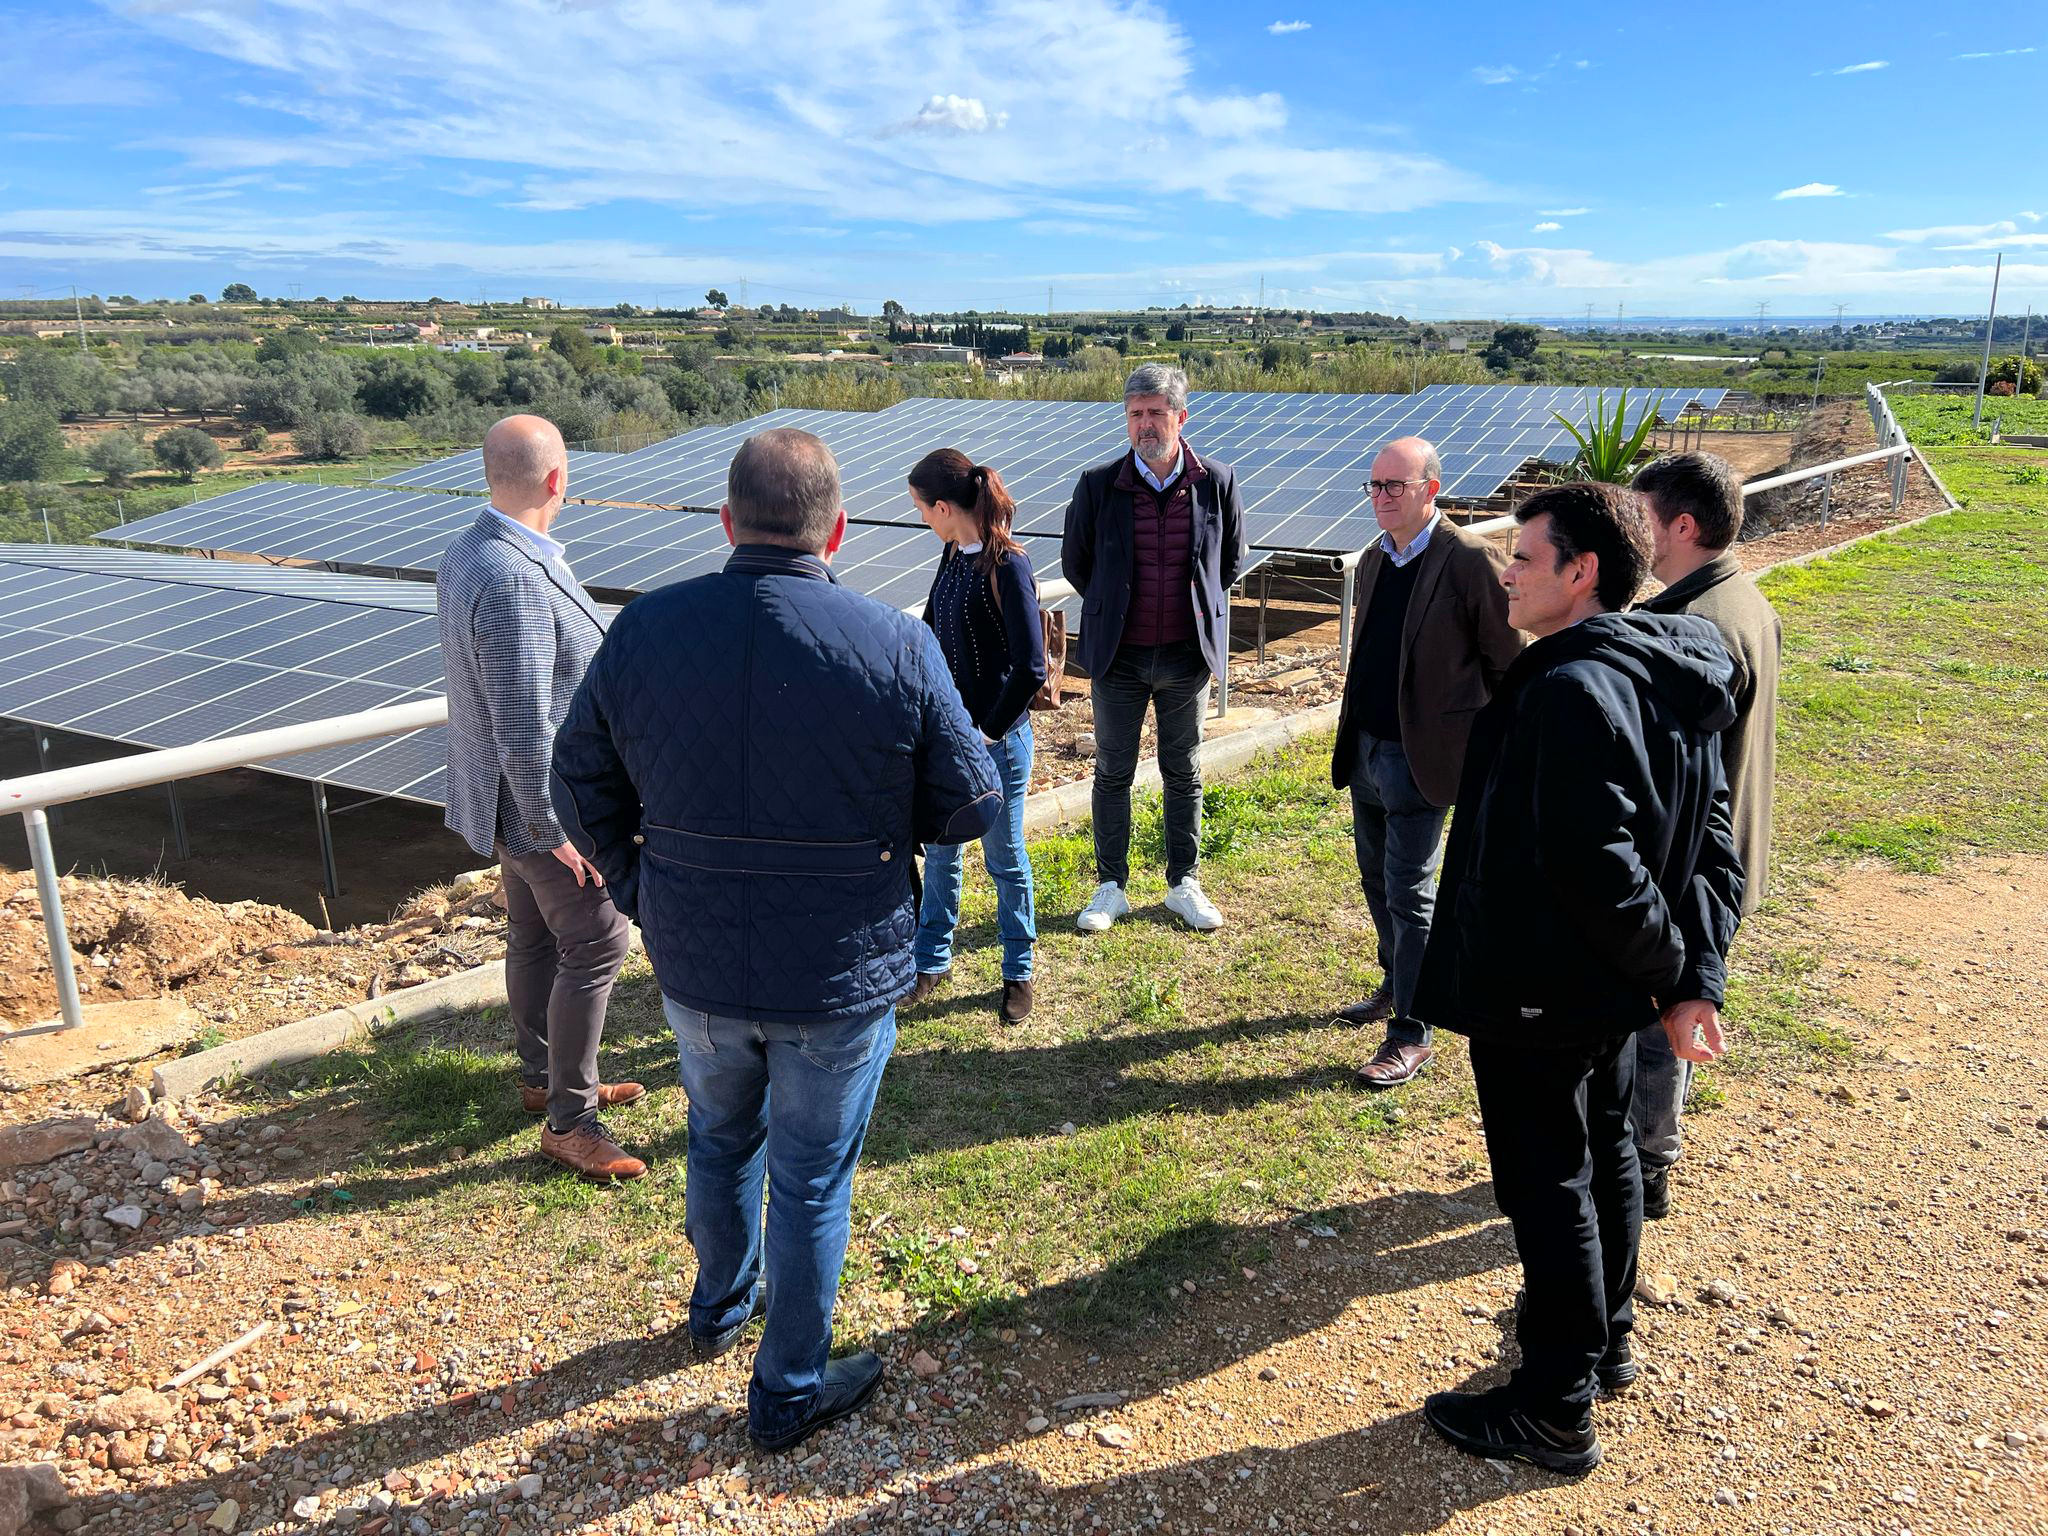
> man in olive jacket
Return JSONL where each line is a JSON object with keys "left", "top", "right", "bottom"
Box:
{"left": 1413, "top": 482, "right": 1742, "bottom": 1474}
{"left": 1630, "top": 452, "right": 1781, "bottom": 1219}
{"left": 1330, "top": 435, "right": 1524, "bottom": 1087}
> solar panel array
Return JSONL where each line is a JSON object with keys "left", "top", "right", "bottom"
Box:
{"left": 376, "top": 446, "right": 614, "bottom": 494}
{"left": 0, "top": 544, "right": 454, "bottom": 803}
{"left": 99, "top": 482, "right": 1105, "bottom": 615}
{"left": 552, "top": 384, "right": 1728, "bottom": 555}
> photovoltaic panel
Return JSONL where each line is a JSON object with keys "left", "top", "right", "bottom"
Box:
{"left": 0, "top": 545, "right": 463, "bottom": 804}
{"left": 375, "top": 446, "right": 614, "bottom": 494}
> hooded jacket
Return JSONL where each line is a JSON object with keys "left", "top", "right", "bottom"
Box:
{"left": 1414, "top": 609, "right": 1746, "bottom": 1047}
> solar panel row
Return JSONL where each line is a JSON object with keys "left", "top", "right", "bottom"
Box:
{"left": 0, "top": 545, "right": 454, "bottom": 803}
{"left": 100, "top": 485, "right": 1098, "bottom": 616}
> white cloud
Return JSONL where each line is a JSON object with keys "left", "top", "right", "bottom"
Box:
{"left": 2023, "top": 211, "right": 2044, "bottom": 222}
{"left": 1472, "top": 65, "right": 1518, "bottom": 85}
{"left": 1774, "top": 183, "right": 1844, "bottom": 199}
{"left": 98, "top": 0, "right": 1495, "bottom": 226}
{"left": 1540, "top": 207, "right": 1590, "bottom": 217}
{"left": 1954, "top": 47, "right": 2036, "bottom": 59}
{"left": 1532, "top": 221, "right": 1562, "bottom": 232}
{"left": 1886, "top": 220, "right": 2018, "bottom": 243}
{"left": 1816, "top": 60, "right": 1889, "bottom": 75}
{"left": 897, "top": 94, "right": 1007, "bottom": 135}
{"left": 1267, "top": 20, "right": 1311, "bottom": 34}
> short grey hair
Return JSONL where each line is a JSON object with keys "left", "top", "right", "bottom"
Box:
{"left": 727, "top": 428, "right": 842, "bottom": 551}
{"left": 1123, "top": 363, "right": 1188, "bottom": 412}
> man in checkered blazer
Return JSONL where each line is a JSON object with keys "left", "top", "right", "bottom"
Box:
{"left": 437, "top": 414, "right": 646, "bottom": 1181}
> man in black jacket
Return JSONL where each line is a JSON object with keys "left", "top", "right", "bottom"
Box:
{"left": 1062, "top": 363, "right": 1247, "bottom": 933}
{"left": 1413, "top": 481, "right": 1744, "bottom": 1474}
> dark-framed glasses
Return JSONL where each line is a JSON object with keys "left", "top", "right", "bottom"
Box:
{"left": 1365, "top": 478, "right": 1428, "bottom": 498}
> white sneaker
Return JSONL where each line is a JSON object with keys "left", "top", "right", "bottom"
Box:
{"left": 1075, "top": 881, "right": 1130, "bottom": 933}
{"left": 1163, "top": 877, "right": 1224, "bottom": 931}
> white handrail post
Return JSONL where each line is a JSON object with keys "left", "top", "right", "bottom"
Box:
{"left": 24, "top": 808, "right": 85, "bottom": 1031}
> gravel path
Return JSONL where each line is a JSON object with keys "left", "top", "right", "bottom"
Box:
{"left": 1, "top": 855, "right": 2041, "bottom": 1536}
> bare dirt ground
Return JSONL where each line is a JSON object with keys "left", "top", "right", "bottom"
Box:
{"left": 1734, "top": 403, "right": 1947, "bottom": 569}
{"left": 0, "top": 868, "right": 506, "bottom": 1041}
{"left": 0, "top": 856, "right": 2039, "bottom": 1536}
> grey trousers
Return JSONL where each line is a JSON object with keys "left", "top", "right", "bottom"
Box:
{"left": 1631, "top": 1017, "right": 1691, "bottom": 1172}
{"left": 1348, "top": 730, "right": 1448, "bottom": 1046}
{"left": 499, "top": 845, "right": 632, "bottom": 1134}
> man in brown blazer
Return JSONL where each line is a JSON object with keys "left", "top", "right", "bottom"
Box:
{"left": 1331, "top": 436, "right": 1525, "bottom": 1086}
{"left": 1629, "top": 450, "right": 1780, "bottom": 1217}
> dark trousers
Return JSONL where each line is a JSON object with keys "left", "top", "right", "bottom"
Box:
{"left": 499, "top": 845, "right": 632, "bottom": 1134}
{"left": 1470, "top": 1033, "right": 1641, "bottom": 1417}
{"left": 1348, "top": 730, "right": 1447, "bottom": 1044}
{"left": 1091, "top": 641, "right": 1210, "bottom": 888}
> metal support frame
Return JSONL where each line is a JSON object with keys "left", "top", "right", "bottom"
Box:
{"left": 1819, "top": 472, "right": 1833, "bottom": 529}
{"left": 32, "top": 731, "right": 58, "bottom": 829}
{"left": 311, "top": 782, "right": 339, "bottom": 901}
{"left": 25, "top": 807, "right": 83, "bottom": 1032}
{"left": 165, "top": 780, "right": 189, "bottom": 860}
{"left": 1214, "top": 587, "right": 1232, "bottom": 719}
{"left": 1336, "top": 549, "right": 1364, "bottom": 660}
{"left": 1256, "top": 568, "right": 1271, "bottom": 665}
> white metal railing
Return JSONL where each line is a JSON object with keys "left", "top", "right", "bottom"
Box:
{"left": 1, "top": 699, "right": 448, "bottom": 1037}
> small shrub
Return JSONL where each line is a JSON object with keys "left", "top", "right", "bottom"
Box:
{"left": 298, "top": 410, "right": 370, "bottom": 460}
{"left": 239, "top": 424, "right": 271, "bottom": 452}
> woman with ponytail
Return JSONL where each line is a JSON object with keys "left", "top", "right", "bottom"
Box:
{"left": 904, "top": 448, "right": 1049, "bottom": 1023}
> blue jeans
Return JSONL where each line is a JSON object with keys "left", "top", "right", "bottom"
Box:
{"left": 1348, "top": 730, "right": 1447, "bottom": 1046}
{"left": 1091, "top": 641, "right": 1211, "bottom": 888}
{"left": 663, "top": 998, "right": 897, "bottom": 1442}
{"left": 915, "top": 720, "right": 1036, "bottom": 980}
{"left": 1630, "top": 1018, "right": 1691, "bottom": 1171}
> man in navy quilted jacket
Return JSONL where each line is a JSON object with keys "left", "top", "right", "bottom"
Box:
{"left": 550, "top": 428, "right": 1002, "bottom": 1455}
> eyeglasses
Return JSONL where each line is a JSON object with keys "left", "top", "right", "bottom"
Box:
{"left": 1365, "top": 478, "right": 1429, "bottom": 498}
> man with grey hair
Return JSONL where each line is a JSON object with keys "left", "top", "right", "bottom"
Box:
{"left": 1330, "top": 434, "right": 1523, "bottom": 1087}
{"left": 551, "top": 427, "right": 1001, "bottom": 1455}
{"left": 436, "top": 412, "right": 645, "bottom": 1183}
{"left": 1062, "top": 363, "right": 1246, "bottom": 931}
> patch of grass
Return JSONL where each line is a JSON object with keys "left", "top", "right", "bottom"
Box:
{"left": 1723, "top": 944, "right": 1856, "bottom": 1069}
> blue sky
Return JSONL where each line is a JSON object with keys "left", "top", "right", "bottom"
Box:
{"left": 1, "top": 1, "right": 2042, "bottom": 318}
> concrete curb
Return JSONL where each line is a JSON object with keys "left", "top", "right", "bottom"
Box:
{"left": 1756, "top": 505, "right": 1956, "bottom": 574}
{"left": 153, "top": 960, "right": 510, "bottom": 1100}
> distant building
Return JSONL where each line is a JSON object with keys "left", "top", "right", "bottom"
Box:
{"left": 895, "top": 342, "right": 979, "bottom": 365}
{"left": 522, "top": 297, "right": 559, "bottom": 310}
{"left": 583, "top": 323, "right": 621, "bottom": 346}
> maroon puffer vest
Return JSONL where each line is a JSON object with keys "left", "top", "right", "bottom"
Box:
{"left": 1119, "top": 452, "right": 1198, "bottom": 648}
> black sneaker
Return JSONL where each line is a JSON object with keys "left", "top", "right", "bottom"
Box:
{"left": 1596, "top": 1336, "right": 1638, "bottom": 1394}
{"left": 749, "top": 1351, "right": 885, "bottom": 1454}
{"left": 1423, "top": 1385, "right": 1602, "bottom": 1475}
{"left": 1641, "top": 1164, "right": 1671, "bottom": 1221}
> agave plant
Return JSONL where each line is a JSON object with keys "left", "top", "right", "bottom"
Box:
{"left": 1552, "top": 388, "right": 1661, "bottom": 483}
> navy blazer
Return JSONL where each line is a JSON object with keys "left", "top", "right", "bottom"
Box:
{"left": 1060, "top": 446, "right": 1247, "bottom": 681}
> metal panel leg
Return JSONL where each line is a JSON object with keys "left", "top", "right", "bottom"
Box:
{"left": 25, "top": 809, "right": 84, "bottom": 1031}
{"left": 312, "top": 782, "right": 339, "bottom": 901}
{"left": 1338, "top": 564, "right": 1355, "bottom": 659}
{"left": 33, "top": 731, "right": 58, "bottom": 830}
{"left": 1215, "top": 589, "right": 1231, "bottom": 720}
{"left": 1257, "top": 569, "right": 1270, "bottom": 666}
{"left": 1820, "top": 471, "right": 1832, "bottom": 529}
{"left": 166, "top": 780, "right": 190, "bottom": 861}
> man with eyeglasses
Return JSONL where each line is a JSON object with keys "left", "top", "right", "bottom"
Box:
{"left": 1330, "top": 435, "right": 1523, "bottom": 1087}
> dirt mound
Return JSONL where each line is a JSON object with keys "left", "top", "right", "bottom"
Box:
{"left": 0, "top": 871, "right": 506, "bottom": 1034}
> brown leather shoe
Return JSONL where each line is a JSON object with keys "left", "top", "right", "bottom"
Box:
{"left": 539, "top": 1122, "right": 647, "bottom": 1181}
{"left": 999, "top": 978, "right": 1034, "bottom": 1024}
{"left": 521, "top": 1081, "right": 647, "bottom": 1115}
{"left": 1333, "top": 983, "right": 1395, "bottom": 1027}
{"left": 1356, "top": 1039, "right": 1434, "bottom": 1089}
{"left": 904, "top": 970, "right": 949, "bottom": 1008}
